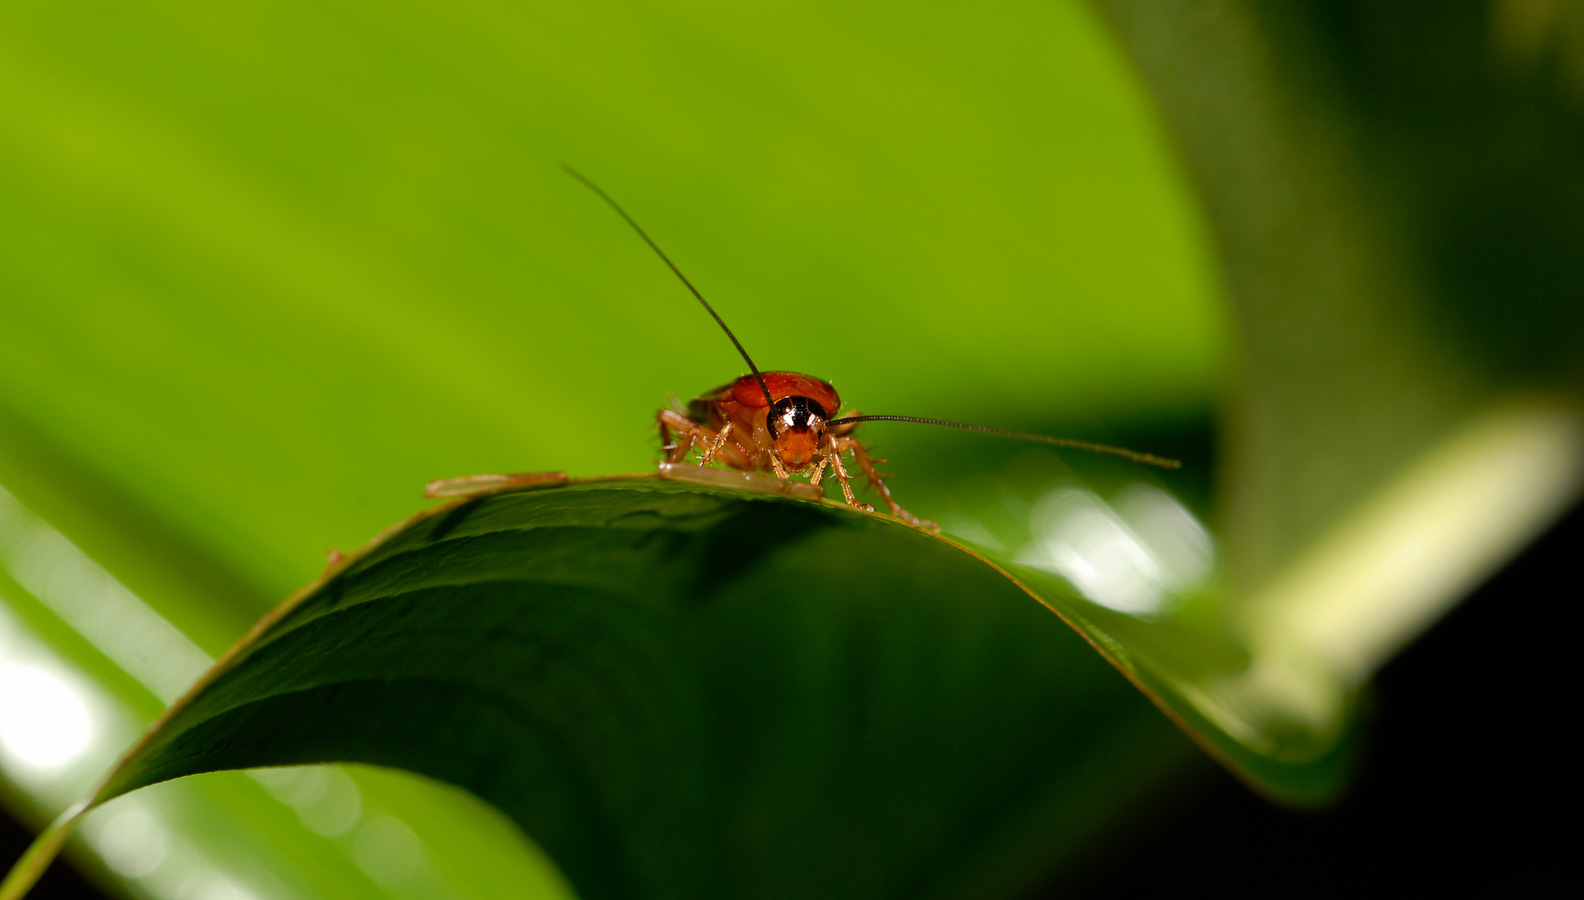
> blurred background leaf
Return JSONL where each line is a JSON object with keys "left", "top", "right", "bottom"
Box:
{"left": 2, "top": 0, "right": 1580, "bottom": 897}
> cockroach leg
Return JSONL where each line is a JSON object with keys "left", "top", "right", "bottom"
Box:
{"left": 700, "top": 421, "right": 734, "bottom": 466}
{"left": 808, "top": 455, "right": 829, "bottom": 486}
{"left": 657, "top": 408, "right": 714, "bottom": 464}
{"left": 657, "top": 409, "right": 687, "bottom": 461}
{"left": 424, "top": 471, "right": 570, "bottom": 499}
{"left": 838, "top": 436, "right": 937, "bottom": 531}
{"left": 824, "top": 443, "right": 874, "bottom": 513}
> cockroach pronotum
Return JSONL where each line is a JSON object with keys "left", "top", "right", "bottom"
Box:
{"left": 428, "top": 170, "right": 1180, "bottom": 531}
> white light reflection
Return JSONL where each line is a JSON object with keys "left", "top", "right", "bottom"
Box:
{"left": 0, "top": 659, "right": 96, "bottom": 773}
{"left": 1019, "top": 484, "right": 1213, "bottom": 617}
{"left": 1, "top": 484, "right": 442, "bottom": 899}
{"left": 0, "top": 486, "right": 270, "bottom": 900}
{"left": 353, "top": 816, "right": 423, "bottom": 885}
{"left": 250, "top": 765, "right": 364, "bottom": 837}
{"left": 1115, "top": 484, "right": 1214, "bottom": 591}
{"left": 95, "top": 805, "right": 169, "bottom": 878}
{"left": 79, "top": 798, "right": 267, "bottom": 900}
{"left": 251, "top": 766, "right": 451, "bottom": 894}
{"left": 0, "top": 485, "right": 212, "bottom": 703}
{"left": 179, "top": 874, "right": 263, "bottom": 900}
{"left": 938, "top": 514, "right": 1006, "bottom": 552}
{"left": 0, "top": 605, "right": 112, "bottom": 797}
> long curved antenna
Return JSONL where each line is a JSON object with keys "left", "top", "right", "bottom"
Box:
{"left": 826, "top": 415, "right": 1182, "bottom": 469}
{"left": 563, "top": 165, "right": 776, "bottom": 409}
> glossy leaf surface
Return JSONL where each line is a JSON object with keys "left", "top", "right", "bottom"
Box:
{"left": 9, "top": 476, "right": 1218, "bottom": 900}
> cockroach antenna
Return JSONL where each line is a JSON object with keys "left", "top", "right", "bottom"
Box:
{"left": 562, "top": 165, "right": 777, "bottom": 411}
{"left": 823, "top": 415, "right": 1181, "bottom": 469}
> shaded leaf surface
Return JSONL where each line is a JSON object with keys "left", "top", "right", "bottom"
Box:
{"left": 80, "top": 479, "right": 1204, "bottom": 900}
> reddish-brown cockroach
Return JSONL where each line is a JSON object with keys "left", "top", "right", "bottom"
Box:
{"left": 567, "top": 167, "right": 1179, "bottom": 532}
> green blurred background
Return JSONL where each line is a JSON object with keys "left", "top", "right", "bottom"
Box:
{"left": 2, "top": 0, "right": 1579, "bottom": 896}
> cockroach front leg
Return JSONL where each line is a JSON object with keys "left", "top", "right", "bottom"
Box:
{"left": 700, "top": 421, "right": 735, "bottom": 466}
{"left": 819, "top": 440, "right": 875, "bottom": 513}
{"left": 808, "top": 455, "right": 830, "bottom": 486}
{"left": 836, "top": 436, "right": 938, "bottom": 532}
{"left": 657, "top": 408, "right": 714, "bottom": 464}
{"left": 658, "top": 409, "right": 758, "bottom": 470}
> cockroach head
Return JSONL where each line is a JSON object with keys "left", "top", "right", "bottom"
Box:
{"left": 767, "top": 395, "right": 828, "bottom": 471}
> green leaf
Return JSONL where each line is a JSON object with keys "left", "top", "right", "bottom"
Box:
{"left": 5, "top": 473, "right": 1336, "bottom": 900}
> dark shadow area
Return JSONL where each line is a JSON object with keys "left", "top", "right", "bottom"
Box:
{"left": 686, "top": 499, "right": 834, "bottom": 600}
{"left": 1052, "top": 497, "right": 1582, "bottom": 896}
{"left": 0, "top": 812, "right": 106, "bottom": 900}
{"left": 1293, "top": 1, "right": 1584, "bottom": 387}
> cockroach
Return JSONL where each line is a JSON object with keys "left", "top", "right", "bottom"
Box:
{"left": 567, "top": 167, "right": 1180, "bottom": 532}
